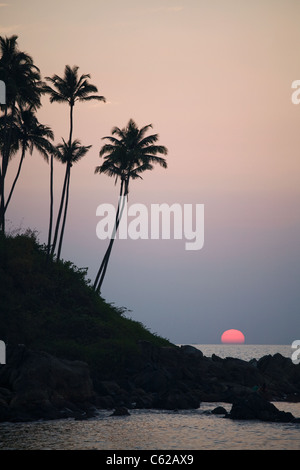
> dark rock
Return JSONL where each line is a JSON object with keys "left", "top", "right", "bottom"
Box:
{"left": 97, "top": 381, "right": 121, "bottom": 397}
{"left": 110, "top": 406, "right": 130, "bottom": 416}
{"left": 0, "top": 401, "right": 10, "bottom": 422}
{"left": 211, "top": 406, "right": 228, "bottom": 415}
{"left": 0, "top": 345, "right": 97, "bottom": 423}
{"left": 256, "top": 353, "right": 300, "bottom": 398}
{"left": 180, "top": 345, "right": 204, "bottom": 358}
{"left": 228, "top": 392, "right": 296, "bottom": 422}
{"left": 211, "top": 354, "right": 223, "bottom": 362}
{"left": 132, "top": 389, "right": 155, "bottom": 409}
{"left": 2, "top": 342, "right": 300, "bottom": 423}
{"left": 95, "top": 394, "right": 115, "bottom": 409}
{"left": 134, "top": 368, "right": 172, "bottom": 393}
{"left": 154, "top": 389, "right": 200, "bottom": 411}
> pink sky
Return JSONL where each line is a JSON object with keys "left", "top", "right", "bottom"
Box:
{"left": 1, "top": 0, "right": 300, "bottom": 344}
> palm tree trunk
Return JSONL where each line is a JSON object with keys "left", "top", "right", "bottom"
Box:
{"left": 93, "top": 179, "right": 125, "bottom": 292}
{"left": 0, "top": 168, "right": 4, "bottom": 233}
{"left": 51, "top": 103, "right": 73, "bottom": 258}
{"left": 0, "top": 105, "right": 8, "bottom": 232}
{"left": 50, "top": 163, "right": 69, "bottom": 257}
{"left": 2, "top": 102, "right": 16, "bottom": 179}
{"left": 94, "top": 178, "right": 128, "bottom": 293}
{"left": 4, "top": 142, "right": 26, "bottom": 214}
{"left": 96, "top": 194, "right": 126, "bottom": 293}
{"left": 47, "top": 154, "right": 54, "bottom": 259}
{"left": 56, "top": 165, "right": 71, "bottom": 261}
{"left": 69, "top": 103, "right": 73, "bottom": 146}
{"left": 0, "top": 101, "right": 17, "bottom": 233}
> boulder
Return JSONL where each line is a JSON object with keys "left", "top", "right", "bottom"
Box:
{"left": 211, "top": 406, "right": 228, "bottom": 415}
{"left": 133, "top": 367, "right": 173, "bottom": 393}
{"left": 228, "top": 392, "right": 296, "bottom": 422}
{"left": 0, "top": 345, "right": 97, "bottom": 422}
{"left": 153, "top": 389, "right": 200, "bottom": 411}
{"left": 110, "top": 406, "right": 130, "bottom": 416}
{"left": 256, "top": 353, "right": 300, "bottom": 398}
{"left": 180, "top": 345, "right": 204, "bottom": 359}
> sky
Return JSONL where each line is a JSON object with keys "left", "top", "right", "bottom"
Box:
{"left": 1, "top": 0, "right": 300, "bottom": 345}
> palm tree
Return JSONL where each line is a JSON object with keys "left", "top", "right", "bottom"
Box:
{"left": 4, "top": 106, "right": 54, "bottom": 213}
{"left": 0, "top": 111, "right": 19, "bottom": 161}
{"left": 44, "top": 65, "right": 106, "bottom": 146}
{"left": 53, "top": 138, "right": 91, "bottom": 261}
{"left": 0, "top": 35, "right": 43, "bottom": 232}
{"left": 93, "top": 119, "right": 168, "bottom": 293}
{"left": 44, "top": 65, "right": 105, "bottom": 255}
{"left": 0, "top": 35, "right": 42, "bottom": 112}
{"left": 46, "top": 151, "right": 54, "bottom": 259}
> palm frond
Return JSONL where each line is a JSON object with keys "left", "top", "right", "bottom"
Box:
{"left": 142, "top": 144, "right": 168, "bottom": 156}
{"left": 137, "top": 134, "right": 159, "bottom": 148}
{"left": 55, "top": 138, "right": 91, "bottom": 165}
{"left": 96, "top": 119, "right": 168, "bottom": 187}
{"left": 137, "top": 123, "right": 153, "bottom": 141}
{"left": 101, "top": 135, "right": 122, "bottom": 144}
{"left": 140, "top": 154, "right": 168, "bottom": 168}
{"left": 78, "top": 94, "right": 106, "bottom": 102}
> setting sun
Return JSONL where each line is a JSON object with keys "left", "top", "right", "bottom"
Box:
{"left": 221, "top": 329, "right": 245, "bottom": 344}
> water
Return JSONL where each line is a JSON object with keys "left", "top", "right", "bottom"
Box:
{"left": 191, "top": 343, "right": 293, "bottom": 362}
{"left": 0, "top": 345, "right": 299, "bottom": 450}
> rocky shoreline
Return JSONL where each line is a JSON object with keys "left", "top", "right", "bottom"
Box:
{"left": 0, "top": 342, "right": 300, "bottom": 423}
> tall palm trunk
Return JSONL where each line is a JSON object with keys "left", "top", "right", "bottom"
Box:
{"left": 93, "top": 179, "right": 124, "bottom": 292}
{"left": 0, "top": 160, "right": 8, "bottom": 232}
{"left": 0, "top": 169, "right": 5, "bottom": 233}
{"left": 0, "top": 102, "right": 15, "bottom": 232}
{"left": 47, "top": 154, "right": 54, "bottom": 259}
{"left": 50, "top": 103, "right": 73, "bottom": 258}
{"left": 68, "top": 103, "right": 73, "bottom": 146}
{"left": 4, "top": 140, "right": 26, "bottom": 213}
{"left": 50, "top": 164, "right": 69, "bottom": 257}
{"left": 0, "top": 104, "right": 8, "bottom": 232}
{"left": 94, "top": 178, "right": 128, "bottom": 293}
{"left": 1, "top": 101, "right": 19, "bottom": 232}
{"left": 56, "top": 164, "right": 71, "bottom": 261}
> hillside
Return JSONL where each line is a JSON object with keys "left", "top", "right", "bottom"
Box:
{"left": 0, "top": 231, "right": 173, "bottom": 378}
{"left": 1, "top": 232, "right": 300, "bottom": 424}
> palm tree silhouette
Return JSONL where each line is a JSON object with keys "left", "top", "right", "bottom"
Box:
{"left": 44, "top": 65, "right": 105, "bottom": 257}
{"left": 4, "top": 106, "right": 54, "bottom": 214}
{"left": 93, "top": 119, "right": 168, "bottom": 293}
{"left": 0, "top": 35, "right": 43, "bottom": 232}
{"left": 44, "top": 65, "right": 105, "bottom": 146}
{"left": 47, "top": 150, "right": 54, "bottom": 259}
{"left": 54, "top": 138, "right": 91, "bottom": 261}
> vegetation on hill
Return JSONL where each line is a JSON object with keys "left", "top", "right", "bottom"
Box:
{"left": 0, "top": 231, "right": 173, "bottom": 378}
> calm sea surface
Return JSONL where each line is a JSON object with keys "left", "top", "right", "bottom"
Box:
{"left": 0, "top": 344, "right": 299, "bottom": 450}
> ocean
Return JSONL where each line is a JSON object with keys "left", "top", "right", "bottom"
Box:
{"left": 0, "top": 344, "right": 299, "bottom": 451}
